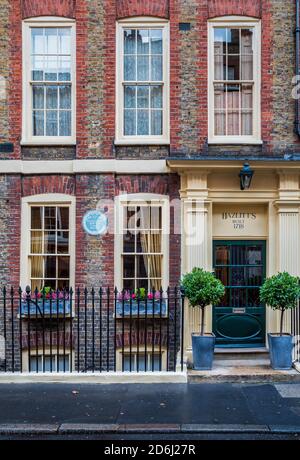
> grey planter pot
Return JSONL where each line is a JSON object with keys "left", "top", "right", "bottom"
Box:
{"left": 268, "top": 333, "right": 293, "bottom": 370}
{"left": 192, "top": 333, "right": 216, "bottom": 370}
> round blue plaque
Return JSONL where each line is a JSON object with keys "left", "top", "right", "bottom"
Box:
{"left": 82, "top": 210, "right": 108, "bottom": 236}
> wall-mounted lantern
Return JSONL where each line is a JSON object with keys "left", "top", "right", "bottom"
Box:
{"left": 239, "top": 162, "right": 254, "bottom": 190}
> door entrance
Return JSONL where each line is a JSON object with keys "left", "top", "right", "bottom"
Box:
{"left": 213, "top": 241, "right": 266, "bottom": 347}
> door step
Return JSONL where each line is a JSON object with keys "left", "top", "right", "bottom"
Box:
{"left": 214, "top": 348, "right": 269, "bottom": 361}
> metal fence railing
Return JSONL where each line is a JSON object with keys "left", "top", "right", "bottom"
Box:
{"left": 0, "top": 287, "right": 185, "bottom": 374}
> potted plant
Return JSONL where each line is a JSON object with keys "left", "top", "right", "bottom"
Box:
{"left": 182, "top": 268, "right": 225, "bottom": 370}
{"left": 260, "top": 272, "right": 300, "bottom": 370}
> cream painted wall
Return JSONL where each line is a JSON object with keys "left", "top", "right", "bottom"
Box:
{"left": 176, "top": 166, "right": 300, "bottom": 357}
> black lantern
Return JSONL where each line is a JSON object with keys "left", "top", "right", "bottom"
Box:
{"left": 239, "top": 162, "right": 254, "bottom": 190}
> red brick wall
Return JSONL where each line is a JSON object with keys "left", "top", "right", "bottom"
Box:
{"left": 102, "top": 0, "right": 117, "bottom": 159}
{"left": 22, "top": 0, "right": 76, "bottom": 19}
{"left": 76, "top": 0, "right": 89, "bottom": 159}
{"left": 7, "top": 176, "right": 22, "bottom": 287}
{"left": 116, "top": 0, "right": 169, "bottom": 19}
{"left": 261, "top": 0, "right": 273, "bottom": 153}
{"left": 22, "top": 176, "right": 75, "bottom": 197}
{"left": 208, "top": 0, "right": 261, "bottom": 18}
{"left": 8, "top": 0, "right": 22, "bottom": 159}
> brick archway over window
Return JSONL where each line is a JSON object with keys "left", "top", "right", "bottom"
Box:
{"left": 21, "top": 0, "right": 76, "bottom": 19}
{"left": 116, "top": 0, "right": 169, "bottom": 20}
{"left": 208, "top": 0, "right": 261, "bottom": 19}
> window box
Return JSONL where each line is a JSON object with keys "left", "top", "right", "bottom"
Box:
{"left": 20, "top": 299, "right": 71, "bottom": 318}
{"left": 116, "top": 299, "right": 167, "bottom": 318}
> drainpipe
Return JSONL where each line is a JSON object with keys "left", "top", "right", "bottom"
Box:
{"left": 295, "top": 0, "right": 300, "bottom": 136}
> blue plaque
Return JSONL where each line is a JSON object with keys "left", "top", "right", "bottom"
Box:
{"left": 82, "top": 210, "right": 108, "bottom": 236}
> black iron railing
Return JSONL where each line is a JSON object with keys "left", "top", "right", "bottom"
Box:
{"left": 0, "top": 287, "right": 185, "bottom": 373}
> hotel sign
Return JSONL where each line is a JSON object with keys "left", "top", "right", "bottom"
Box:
{"left": 213, "top": 205, "right": 267, "bottom": 237}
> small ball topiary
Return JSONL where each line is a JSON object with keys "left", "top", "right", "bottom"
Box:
{"left": 182, "top": 268, "right": 225, "bottom": 336}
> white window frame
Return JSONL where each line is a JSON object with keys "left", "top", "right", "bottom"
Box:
{"left": 116, "top": 347, "right": 167, "bottom": 372}
{"left": 115, "top": 17, "right": 170, "bottom": 145}
{"left": 20, "top": 194, "right": 76, "bottom": 290}
{"left": 208, "top": 16, "right": 261, "bottom": 144}
{"left": 114, "top": 193, "right": 170, "bottom": 291}
{"left": 22, "top": 17, "right": 76, "bottom": 145}
{"left": 22, "top": 349, "right": 74, "bottom": 373}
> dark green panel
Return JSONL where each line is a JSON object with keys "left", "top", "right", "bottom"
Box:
{"left": 213, "top": 240, "right": 266, "bottom": 348}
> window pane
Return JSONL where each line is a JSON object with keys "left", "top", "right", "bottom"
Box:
{"left": 242, "top": 111, "right": 253, "bottom": 135}
{"left": 148, "top": 232, "right": 161, "bottom": 253}
{"left": 123, "top": 255, "right": 135, "bottom": 278}
{"left": 241, "top": 29, "right": 253, "bottom": 55}
{"left": 33, "top": 86, "right": 44, "bottom": 109}
{"left": 137, "top": 29, "right": 149, "bottom": 54}
{"left": 31, "top": 256, "right": 43, "bottom": 278}
{"left": 136, "top": 255, "right": 148, "bottom": 278}
{"left": 45, "top": 256, "right": 56, "bottom": 279}
{"left": 241, "top": 54, "right": 253, "bottom": 80}
{"left": 137, "top": 55, "right": 149, "bottom": 81}
{"left": 139, "top": 206, "right": 150, "bottom": 229}
{"left": 136, "top": 279, "right": 148, "bottom": 289}
{"left": 59, "top": 111, "right": 71, "bottom": 136}
{"left": 136, "top": 231, "right": 148, "bottom": 253}
{"left": 32, "top": 56, "right": 44, "bottom": 81}
{"left": 124, "top": 109, "right": 136, "bottom": 135}
{"left": 45, "top": 207, "right": 56, "bottom": 230}
{"left": 214, "top": 111, "right": 226, "bottom": 135}
{"left": 151, "top": 56, "right": 162, "bottom": 81}
{"left": 227, "top": 111, "right": 240, "bottom": 136}
{"left": 137, "top": 109, "right": 149, "bottom": 135}
{"left": 150, "top": 86, "right": 162, "bottom": 108}
{"left": 57, "top": 207, "right": 69, "bottom": 229}
{"left": 151, "top": 206, "right": 162, "bottom": 229}
{"left": 46, "top": 111, "right": 58, "bottom": 136}
{"left": 124, "top": 30, "right": 136, "bottom": 54}
{"left": 46, "top": 86, "right": 58, "bottom": 109}
{"left": 227, "top": 84, "right": 240, "bottom": 109}
{"left": 214, "top": 28, "right": 227, "bottom": 54}
{"left": 44, "top": 231, "right": 56, "bottom": 254}
{"left": 57, "top": 232, "right": 69, "bottom": 254}
{"left": 58, "top": 56, "right": 71, "bottom": 81}
{"left": 124, "top": 86, "right": 136, "bottom": 108}
{"left": 58, "top": 356, "right": 70, "bottom": 372}
{"left": 58, "top": 256, "right": 70, "bottom": 278}
{"left": 150, "top": 30, "right": 163, "bottom": 54}
{"left": 137, "top": 86, "right": 149, "bottom": 108}
{"left": 31, "top": 207, "right": 43, "bottom": 229}
{"left": 58, "top": 28, "right": 71, "bottom": 54}
{"left": 31, "top": 232, "right": 43, "bottom": 254}
{"left": 227, "top": 29, "right": 239, "bottom": 54}
{"left": 124, "top": 55, "right": 136, "bottom": 81}
{"left": 149, "top": 256, "right": 162, "bottom": 278}
{"left": 151, "top": 110, "right": 162, "bottom": 135}
{"left": 124, "top": 231, "right": 135, "bottom": 253}
{"left": 45, "top": 56, "right": 58, "bottom": 81}
{"left": 32, "top": 28, "right": 44, "bottom": 54}
{"left": 59, "top": 85, "right": 71, "bottom": 109}
{"left": 227, "top": 55, "right": 239, "bottom": 80}
{"left": 123, "top": 279, "right": 135, "bottom": 291}
{"left": 214, "top": 55, "right": 225, "bottom": 80}
{"left": 33, "top": 111, "right": 44, "bottom": 135}
{"left": 241, "top": 84, "right": 253, "bottom": 109}
{"left": 44, "top": 356, "right": 56, "bottom": 372}
{"left": 214, "top": 84, "right": 226, "bottom": 109}
{"left": 45, "top": 28, "right": 58, "bottom": 54}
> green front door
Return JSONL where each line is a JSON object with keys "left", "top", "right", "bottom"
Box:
{"left": 213, "top": 240, "right": 266, "bottom": 347}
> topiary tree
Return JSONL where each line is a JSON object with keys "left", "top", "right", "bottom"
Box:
{"left": 182, "top": 268, "right": 225, "bottom": 336}
{"left": 260, "top": 272, "right": 300, "bottom": 336}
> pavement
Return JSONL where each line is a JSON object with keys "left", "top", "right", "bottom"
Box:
{"left": 0, "top": 383, "right": 299, "bottom": 438}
